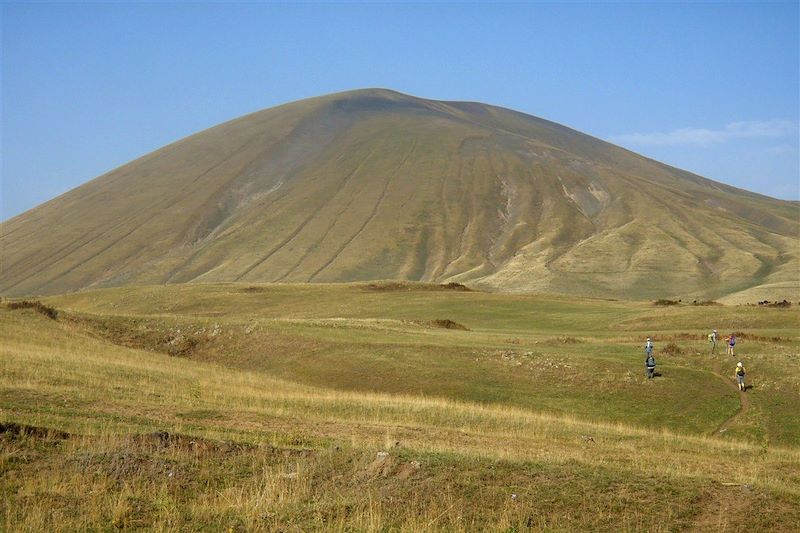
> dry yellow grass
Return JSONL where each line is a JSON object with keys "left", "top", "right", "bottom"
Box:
{"left": 2, "top": 288, "right": 799, "bottom": 530}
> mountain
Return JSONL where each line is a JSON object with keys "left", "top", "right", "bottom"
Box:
{"left": 1, "top": 89, "right": 798, "bottom": 300}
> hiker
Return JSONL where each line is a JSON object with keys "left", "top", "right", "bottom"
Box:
{"left": 645, "top": 352, "right": 656, "bottom": 379}
{"left": 735, "top": 362, "right": 746, "bottom": 391}
{"left": 728, "top": 333, "right": 736, "bottom": 356}
{"left": 644, "top": 337, "right": 655, "bottom": 378}
{"left": 708, "top": 329, "right": 717, "bottom": 354}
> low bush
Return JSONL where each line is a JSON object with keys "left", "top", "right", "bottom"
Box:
{"left": 7, "top": 300, "right": 58, "bottom": 320}
{"left": 732, "top": 332, "right": 789, "bottom": 343}
{"left": 439, "top": 282, "right": 471, "bottom": 291}
{"left": 365, "top": 281, "right": 472, "bottom": 292}
{"left": 414, "top": 319, "right": 469, "bottom": 331}
{"left": 365, "top": 282, "right": 413, "bottom": 291}
{"left": 167, "top": 335, "right": 199, "bottom": 357}
{"left": 757, "top": 300, "right": 791, "bottom": 308}
{"left": 661, "top": 342, "right": 683, "bottom": 355}
{"left": 653, "top": 299, "right": 680, "bottom": 306}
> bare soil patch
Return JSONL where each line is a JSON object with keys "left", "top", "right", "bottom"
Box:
{"left": 240, "top": 285, "right": 268, "bottom": 293}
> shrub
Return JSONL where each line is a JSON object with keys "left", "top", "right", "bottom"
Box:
{"left": 758, "top": 300, "right": 791, "bottom": 308}
{"left": 653, "top": 299, "right": 680, "bottom": 306}
{"left": 661, "top": 342, "right": 683, "bottom": 355}
{"left": 428, "top": 319, "right": 469, "bottom": 330}
{"left": 365, "top": 282, "right": 472, "bottom": 292}
{"left": 414, "top": 319, "right": 469, "bottom": 331}
{"left": 439, "top": 282, "right": 471, "bottom": 291}
{"left": 166, "top": 335, "right": 199, "bottom": 357}
{"left": 7, "top": 300, "right": 58, "bottom": 320}
{"left": 732, "top": 332, "right": 788, "bottom": 343}
{"left": 365, "top": 282, "right": 411, "bottom": 291}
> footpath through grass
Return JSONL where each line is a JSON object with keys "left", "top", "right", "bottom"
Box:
{"left": 2, "top": 283, "right": 799, "bottom": 531}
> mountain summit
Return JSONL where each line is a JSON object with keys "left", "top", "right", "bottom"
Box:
{"left": 2, "top": 89, "right": 797, "bottom": 299}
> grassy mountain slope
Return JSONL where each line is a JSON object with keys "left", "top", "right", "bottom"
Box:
{"left": 2, "top": 89, "right": 797, "bottom": 299}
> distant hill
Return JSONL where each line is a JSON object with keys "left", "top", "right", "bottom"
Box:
{"left": 2, "top": 88, "right": 798, "bottom": 299}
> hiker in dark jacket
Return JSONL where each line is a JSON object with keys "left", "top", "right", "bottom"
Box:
{"left": 645, "top": 353, "right": 656, "bottom": 379}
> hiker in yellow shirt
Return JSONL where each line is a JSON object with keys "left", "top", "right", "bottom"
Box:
{"left": 734, "top": 362, "right": 746, "bottom": 392}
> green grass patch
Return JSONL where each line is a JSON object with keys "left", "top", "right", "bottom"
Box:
{"left": 1, "top": 283, "right": 798, "bottom": 529}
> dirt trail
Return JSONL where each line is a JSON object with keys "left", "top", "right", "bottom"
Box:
{"left": 710, "top": 358, "right": 750, "bottom": 435}
{"left": 690, "top": 359, "right": 755, "bottom": 530}
{"left": 691, "top": 483, "right": 754, "bottom": 532}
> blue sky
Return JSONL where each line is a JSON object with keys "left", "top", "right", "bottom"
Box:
{"left": 2, "top": 1, "right": 798, "bottom": 220}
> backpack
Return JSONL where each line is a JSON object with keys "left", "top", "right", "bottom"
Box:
{"left": 737, "top": 367, "right": 745, "bottom": 376}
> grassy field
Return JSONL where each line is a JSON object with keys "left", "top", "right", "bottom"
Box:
{"left": 2, "top": 282, "right": 799, "bottom": 531}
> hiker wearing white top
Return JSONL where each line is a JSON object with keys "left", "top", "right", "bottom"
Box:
{"left": 735, "top": 362, "right": 746, "bottom": 391}
{"left": 708, "top": 329, "right": 717, "bottom": 354}
{"left": 644, "top": 337, "right": 654, "bottom": 378}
